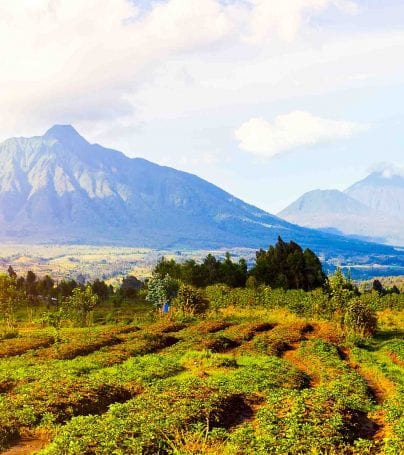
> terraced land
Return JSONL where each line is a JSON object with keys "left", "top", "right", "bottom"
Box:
{"left": 0, "top": 308, "right": 402, "bottom": 454}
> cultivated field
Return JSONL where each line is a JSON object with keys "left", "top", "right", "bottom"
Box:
{"left": 0, "top": 302, "right": 402, "bottom": 454}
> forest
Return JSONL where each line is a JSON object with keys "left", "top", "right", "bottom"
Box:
{"left": 0, "top": 238, "right": 402, "bottom": 454}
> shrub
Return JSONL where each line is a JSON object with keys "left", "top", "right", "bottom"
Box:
{"left": 172, "top": 284, "right": 208, "bottom": 316}
{"left": 343, "top": 298, "right": 377, "bottom": 337}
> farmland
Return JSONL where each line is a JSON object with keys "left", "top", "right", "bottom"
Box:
{"left": 1, "top": 244, "right": 404, "bottom": 287}
{"left": 0, "top": 287, "right": 402, "bottom": 454}
{"left": 0, "top": 244, "right": 256, "bottom": 285}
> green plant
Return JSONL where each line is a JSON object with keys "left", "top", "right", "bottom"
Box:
{"left": 65, "top": 286, "right": 99, "bottom": 327}
{"left": 172, "top": 283, "right": 208, "bottom": 316}
{"left": 344, "top": 298, "right": 378, "bottom": 337}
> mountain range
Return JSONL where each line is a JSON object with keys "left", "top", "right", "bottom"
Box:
{"left": 278, "top": 171, "right": 404, "bottom": 246}
{"left": 0, "top": 125, "right": 403, "bottom": 276}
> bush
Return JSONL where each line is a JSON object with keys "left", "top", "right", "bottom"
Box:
{"left": 343, "top": 298, "right": 377, "bottom": 337}
{"left": 172, "top": 284, "right": 208, "bottom": 316}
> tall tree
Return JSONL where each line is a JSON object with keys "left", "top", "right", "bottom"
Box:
{"left": 250, "top": 237, "right": 326, "bottom": 290}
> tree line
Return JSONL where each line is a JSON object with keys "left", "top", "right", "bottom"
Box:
{"left": 4, "top": 267, "right": 146, "bottom": 303}
{"left": 153, "top": 237, "right": 326, "bottom": 291}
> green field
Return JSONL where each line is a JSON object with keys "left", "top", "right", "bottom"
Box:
{"left": 0, "top": 295, "right": 402, "bottom": 454}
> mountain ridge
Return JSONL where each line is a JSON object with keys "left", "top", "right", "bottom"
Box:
{"left": 345, "top": 170, "right": 404, "bottom": 220}
{"left": 278, "top": 170, "right": 404, "bottom": 246}
{"left": 0, "top": 125, "right": 403, "bottom": 274}
{"left": 0, "top": 125, "right": 304, "bottom": 248}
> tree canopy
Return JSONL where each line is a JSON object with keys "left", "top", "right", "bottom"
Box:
{"left": 153, "top": 237, "right": 325, "bottom": 291}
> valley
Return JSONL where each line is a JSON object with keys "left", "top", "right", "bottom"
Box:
{"left": 1, "top": 243, "right": 404, "bottom": 283}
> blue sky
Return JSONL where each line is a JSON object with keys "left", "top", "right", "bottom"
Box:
{"left": 0, "top": 0, "right": 403, "bottom": 213}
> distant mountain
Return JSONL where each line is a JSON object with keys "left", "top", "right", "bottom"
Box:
{"left": 345, "top": 170, "right": 404, "bottom": 220}
{"left": 0, "top": 125, "right": 403, "bottom": 273}
{"left": 278, "top": 170, "right": 404, "bottom": 246}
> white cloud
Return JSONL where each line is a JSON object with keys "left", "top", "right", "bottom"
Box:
{"left": 0, "top": 0, "right": 364, "bottom": 141}
{"left": 244, "top": 0, "right": 359, "bottom": 44}
{"left": 369, "top": 162, "right": 404, "bottom": 178}
{"left": 235, "top": 111, "right": 365, "bottom": 158}
{"left": 0, "top": 0, "right": 240, "bottom": 137}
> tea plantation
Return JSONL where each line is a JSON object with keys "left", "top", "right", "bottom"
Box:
{"left": 0, "top": 289, "right": 402, "bottom": 454}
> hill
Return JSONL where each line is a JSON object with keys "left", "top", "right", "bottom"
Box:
{"left": 0, "top": 284, "right": 402, "bottom": 454}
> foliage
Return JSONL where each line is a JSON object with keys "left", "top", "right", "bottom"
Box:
{"left": 344, "top": 298, "right": 378, "bottom": 337}
{"left": 250, "top": 237, "right": 326, "bottom": 290}
{"left": 0, "top": 260, "right": 402, "bottom": 454}
{"left": 41, "top": 308, "right": 66, "bottom": 343}
{"left": 154, "top": 252, "right": 247, "bottom": 288}
{"left": 328, "top": 267, "right": 358, "bottom": 312}
{"left": 146, "top": 274, "right": 179, "bottom": 309}
{"left": 172, "top": 283, "right": 207, "bottom": 316}
{"left": 64, "top": 286, "right": 99, "bottom": 327}
{"left": 0, "top": 273, "right": 26, "bottom": 328}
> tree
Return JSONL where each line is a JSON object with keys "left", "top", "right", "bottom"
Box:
{"left": 57, "top": 279, "right": 79, "bottom": 298}
{"left": 249, "top": 237, "right": 326, "bottom": 290}
{"left": 146, "top": 274, "right": 179, "bottom": 309}
{"left": 154, "top": 257, "right": 182, "bottom": 280}
{"left": 390, "top": 285, "right": 400, "bottom": 295}
{"left": 372, "top": 279, "right": 385, "bottom": 296}
{"left": 37, "top": 275, "right": 55, "bottom": 299}
{"left": 119, "top": 276, "right": 143, "bottom": 298}
{"left": 201, "top": 254, "right": 221, "bottom": 286}
{"left": 0, "top": 273, "right": 26, "bottom": 329}
{"left": 65, "top": 285, "right": 99, "bottom": 327}
{"left": 41, "top": 307, "right": 66, "bottom": 343}
{"left": 220, "top": 253, "right": 247, "bottom": 288}
{"left": 7, "top": 266, "right": 17, "bottom": 280}
{"left": 152, "top": 253, "right": 247, "bottom": 288}
{"left": 328, "top": 268, "right": 356, "bottom": 311}
{"left": 25, "top": 270, "right": 38, "bottom": 297}
{"left": 91, "top": 279, "right": 110, "bottom": 301}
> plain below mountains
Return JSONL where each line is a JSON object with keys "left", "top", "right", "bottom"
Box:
{"left": 0, "top": 125, "right": 403, "bottom": 276}
{"left": 278, "top": 171, "right": 404, "bottom": 246}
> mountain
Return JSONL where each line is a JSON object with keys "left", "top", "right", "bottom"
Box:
{"left": 278, "top": 171, "right": 404, "bottom": 246}
{"left": 0, "top": 125, "right": 403, "bottom": 274}
{"left": 345, "top": 170, "right": 404, "bottom": 220}
{"left": 0, "top": 124, "right": 306, "bottom": 248}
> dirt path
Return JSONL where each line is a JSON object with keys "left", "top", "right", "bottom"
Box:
{"left": 342, "top": 347, "right": 394, "bottom": 446}
{"left": 341, "top": 348, "right": 394, "bottom": 404}
{"left": 1, "top": 437, "right": 47, "bottom": 455}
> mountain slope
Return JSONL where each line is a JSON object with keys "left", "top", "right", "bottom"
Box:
{"left": 0, "top": 125, "right": 301, "bottom": 247}
{"left": 0, "top": 125, "right": 402, "bottom": 269}
{"left": 278, "top": 189, "right": 404, "bottom": 245}
{"left": 345, "top": 170, "right": 404, "bottom": 220}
